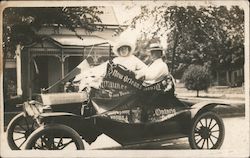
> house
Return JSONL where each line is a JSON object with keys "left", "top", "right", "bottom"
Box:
{"left": 214, "top": 68, "right": 244, "bottom": 87}
{"left": 4, "top": 6, "right": 127, "bottom": 99}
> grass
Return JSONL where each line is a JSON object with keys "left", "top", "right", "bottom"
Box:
{"left": 175, "top": 83, "right": 245, "bottom": 100}
{"left": 176, "top": 83, "right": 244, "bottom": 94}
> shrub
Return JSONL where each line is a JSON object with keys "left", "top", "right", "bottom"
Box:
{"left": 181, "top": 65, "right": 210, "bottom": 97}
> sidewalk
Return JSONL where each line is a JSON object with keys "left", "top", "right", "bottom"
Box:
{"left": 176, "top": 93, "right": 244, "bottom": 100}
{"left": 176, "top": 92, "right": 245, "bottom": 118}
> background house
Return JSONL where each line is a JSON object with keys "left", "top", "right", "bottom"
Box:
{"left": 4, "top": 6, "right": 126, "bottom": 99}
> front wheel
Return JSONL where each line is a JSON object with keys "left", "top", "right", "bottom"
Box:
{"left": 24, "top": 124, "right": 84, "bottom": 150}
{"left": 188, "top": 111, "right": 225, "bottom": 149}
{"left": 7, "top": 112, "right": 38, "bottom": 150}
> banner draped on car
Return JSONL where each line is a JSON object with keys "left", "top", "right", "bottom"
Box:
{"left": 90, "top": 61, "right": 189, "bottom": 123}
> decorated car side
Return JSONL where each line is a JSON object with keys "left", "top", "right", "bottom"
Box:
{"left": 7, "top": 61, "right": 227, "bottom": 150}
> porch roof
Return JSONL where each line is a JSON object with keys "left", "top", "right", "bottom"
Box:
{"left": 50, "top": 35, "right": 112, "bottom": 47}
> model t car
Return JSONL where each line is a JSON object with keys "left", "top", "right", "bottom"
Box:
{"left": 7, "top": 61, "right": 227, "bottom": 150}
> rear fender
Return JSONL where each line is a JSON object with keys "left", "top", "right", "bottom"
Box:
{"left": 190, "top": 101, "right": 230, "bottom": 119}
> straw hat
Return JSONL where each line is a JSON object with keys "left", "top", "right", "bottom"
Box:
{"left": 113, "top": 41, "right": 135, "bottom": 57}
{"left": 149, "top": 43, "right": 164, "bottom": 51}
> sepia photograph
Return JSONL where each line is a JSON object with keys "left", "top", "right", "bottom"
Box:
{"left": 0, "top": 0, "right": 249, "bottom": 157}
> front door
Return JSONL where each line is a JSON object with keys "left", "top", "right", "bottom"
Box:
{"left": 32, "top": 56, "right": 49, "bottom": 94}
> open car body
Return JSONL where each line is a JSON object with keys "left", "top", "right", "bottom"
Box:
{"left": 12, "top": 61, "right": 226, "bottom": 150}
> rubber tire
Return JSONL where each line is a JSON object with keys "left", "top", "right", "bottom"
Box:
{"left": 188, "top": 111, "right": 225, "bottom": 149}
{"left": 6, "top": 112, "right": 37, "bottom": 150}
{"left": 24, "top": 124, "right": 84, "bottom": 150}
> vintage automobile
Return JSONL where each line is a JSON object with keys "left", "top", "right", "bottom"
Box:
{"left": 7, "top": 62, "right": 227, "bottom": 150}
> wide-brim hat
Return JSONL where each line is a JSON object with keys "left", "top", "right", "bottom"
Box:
{"left": 148, "top": 43, "right": 164, "bottom": 52}
{"left": 113, "top": 41, "right": 135, "bottom": 57}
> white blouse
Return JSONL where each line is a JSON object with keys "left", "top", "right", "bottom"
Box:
{"left": 77, "top": 55, "right": 147, "bottom": 91}
{"left": 112, "top": 55, "right": 147, "bottom": 71}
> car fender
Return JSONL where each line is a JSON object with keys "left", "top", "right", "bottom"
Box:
{"left": 190, "top": 101, "right": 230, "bottom": 119}
{"left": 38, "top": 112, "right": 81, "bottom": 123}
{"left": 39, "top": 112, "right": 78, "bottom": 118}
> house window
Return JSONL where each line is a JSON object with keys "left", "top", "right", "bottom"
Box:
{"left": 67, "top": 56, "right": 84, "bottom": 72}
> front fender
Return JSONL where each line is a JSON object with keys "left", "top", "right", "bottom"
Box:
{"left": 39, "top": 112, "right": 101, "bottom": 145}
{"left": 190, "top": 101, "right": 230, "bottom": 119}
{"left": 38, "top": 112, "right": 82, "bottom": 124}
{"left": 39, "top": 112, "right": 78, "bottom": 118}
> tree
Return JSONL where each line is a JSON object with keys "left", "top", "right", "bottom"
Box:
{"left": 164, "top": 6, "right": 244, "bottom": 77}
{"left": 3, "top": 7, "right": 104, "bottom": 57}
{"left": 181, "top": 65, "right": 210, "bottom": 97}
{"left": 2, "top": 7, "right": 103, "bottom": 98}
{"left": 129, "top": 5, "right": 244, "bottom": 81}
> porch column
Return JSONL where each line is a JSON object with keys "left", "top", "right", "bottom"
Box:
{"left": 216, "top": 71, "right": 219, "bottom": 86}
{"left": 61, "top": 50, "right": 64, "bottom": 78}
{"left": 15, "top": 44, "right": 23, "bottom": 96}
{"left": 27, "top": 50, "right": 32, "bottom": 99}
{"left": 61, "top": 59, "right": 64, "bottom": 78}
{"left": 226, "top": 71, "right": 230, "bottom": 85}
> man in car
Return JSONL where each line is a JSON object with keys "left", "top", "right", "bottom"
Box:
{"left": 136, "top": 43, "right": 169, "bottom": 84}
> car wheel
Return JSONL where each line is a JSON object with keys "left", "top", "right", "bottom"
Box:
{"left": 188, "top": 111, "right": 225, "bottom": 149}
{"left": 7, "top": 112, "right": 38, "bottom": 150}
{"left": 24, "top": 124, "right": 84, "bottom": 150}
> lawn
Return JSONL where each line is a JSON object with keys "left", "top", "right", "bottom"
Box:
{"left": 175, "top": 83, "right": 245, "bottom": 100}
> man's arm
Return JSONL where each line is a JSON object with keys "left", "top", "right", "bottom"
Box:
{"left": 134, "top": 56, "right": 147, "bottom": 70}
{"left": 144, "top": 62, "right": 169, "bottom": 81}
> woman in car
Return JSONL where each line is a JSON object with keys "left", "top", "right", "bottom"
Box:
{"left": 112, "top": 40, "right": 147, "bottom": 72}
{"left": 77, "top": 39, "right": 147, "bottom": 91}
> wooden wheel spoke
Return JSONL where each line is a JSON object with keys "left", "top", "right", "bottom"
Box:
{"left": 206, "top": 138, "right": 209, "bottom": 149}
{"left": 208, "top": 118, "right": 213, "bottom": 129}
{"left": 195, "top": 127, "right": 200, "bottom": 133}
{"left": 14, "top": 130, "right": 26, "bottom": 134}
{"left": 41, "top": 137, "right": 51, "bottom": 148}
{"left": 211, "top": 130, "right": 220, "bottom": 133}
{"left": 199, "top": 120, "right": 205, "bottom": 127}
{"left": 201, "top": 139, "right": 206, "bottom": 148}
{"left": 210, "top": 134, "right": 218, "bottom": 140}
{"left": 60, "top": 140, "right": 74, "bottom": 150}
{"left": 14, "top": 136, "right": 25, "bottom": 141}
{"left": 196, "top": 137, "right": 203, "bottom": 144}
{"left": 57, "top": 137, "right": 63, "bottom": 148}
{"left": 18, "top": 139, "right": 27, "bottom": 148}
{"left": 17, "top": 123, "right": 26, "bottom": 131}
{"left": 52, "top": 143, "right": 57, "bottom": 149}
{"left": 209, "top": 123, "right": 217, "bottom": 130}
{"left": 209, "top": 137, "right": 215, "bottom": 146}
{"left": 35, "top": 142, "right": 42, "bottom": 149}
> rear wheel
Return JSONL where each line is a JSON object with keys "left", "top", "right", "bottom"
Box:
{"left": 24, "top": 124, "right": 84, "bottom": 150}
{"left": 7, "top": 112, "right": 38, "bottom": 150}
{"left": 188, "top": 111, "right": 225, "bottom": 149}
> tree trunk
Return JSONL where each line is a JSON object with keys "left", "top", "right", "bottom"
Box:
{"left": 196, "top": 90, "right": 199, "bottom": 97}
{"left": 171, "top": 28, "right": 179, "bottom": 75}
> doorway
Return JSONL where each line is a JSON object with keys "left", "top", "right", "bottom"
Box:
{"left": 32, "top": 56, "right": 48, "bottom": 94}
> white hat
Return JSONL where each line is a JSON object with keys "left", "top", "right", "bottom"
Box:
{"left": 113, "top": 41, "right": 135, "bottom": 57}
{"left": 149, "top": 43, "right": 164, "bottom": 51}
